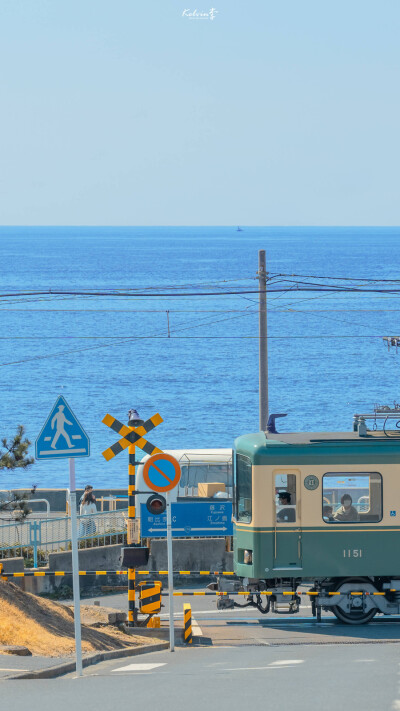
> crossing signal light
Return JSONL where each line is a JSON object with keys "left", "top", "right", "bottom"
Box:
{"left": 146, "top": 494, "right": 166, "bottom": 515}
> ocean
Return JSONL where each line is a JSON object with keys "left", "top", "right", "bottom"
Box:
{"left": 0, "top": 226, "right": 399, "bottom": 490}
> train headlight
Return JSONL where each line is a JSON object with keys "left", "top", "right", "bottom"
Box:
{"left": 244, "top": 549, "right": 253, "bottom": 565}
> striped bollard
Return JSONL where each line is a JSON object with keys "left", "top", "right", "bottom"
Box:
{"left": 183, "top": 603, "right": 192, "bottom": 644}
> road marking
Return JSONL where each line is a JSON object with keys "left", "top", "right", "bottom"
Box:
{"left": 224, "top": 665, "right": 301, "bottom": 671}
{"left": 111, "top": 663, "right": 167, "bottom": 673}
{"left": 192, "top": 618, "right": 203, "bottom": 636}
{"left": 0, "top": 668, "right": 30, "bottom": 672}
{"left": 270, "top": 660, "right": 304, "bottom": 666}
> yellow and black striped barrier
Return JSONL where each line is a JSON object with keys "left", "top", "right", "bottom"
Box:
{"left": 0, "top": 570, "right": 119, "bottom": 578}
{"left": 161, "top": 590, "right": 395, "bottom": 597}
{"left": 0, "top": 570, "right": 395, "bottom": 596}
{"left": 0, "top": 570, "right": 235, "bottom": 578}
{"left": 136, "top": 571, "right": 235, "bottom": 576}
{"left": 183, "top": 603, "right": 192, "bottom": 644}
{"left": 139, "top": 581, "right": 162, "bottom": 614}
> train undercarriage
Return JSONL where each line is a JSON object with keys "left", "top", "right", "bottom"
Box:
{"left": 209, "top": 576, "right": 400, "bottom": 624}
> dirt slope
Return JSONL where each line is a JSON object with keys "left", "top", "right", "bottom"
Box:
{"left": 0, "top": 579, "right": 147, "bottom": 656}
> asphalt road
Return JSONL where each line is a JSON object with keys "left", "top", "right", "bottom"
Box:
{"left": 2, "top": 644, "right": 400, "bottom": 711}
{"left": 81, "top": 586, "right": 400, "bottom": 646}
{"left": 2, "top": 585, "right": 400, "bottom": 711}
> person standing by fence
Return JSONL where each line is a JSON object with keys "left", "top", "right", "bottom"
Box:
{"left": 79, "top": 491, "right": 97, "bottom": 537}
{"left": 80, "top": 484, "right": 94, "bottom": 505}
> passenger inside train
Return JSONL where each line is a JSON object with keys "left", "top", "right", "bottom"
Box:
{"left": 333, "top": 494, "right": 360, "bottom": 522}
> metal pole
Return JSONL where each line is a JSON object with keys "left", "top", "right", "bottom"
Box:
{"left": 30, "top": 522, "right": 38, "bottom": 569}
{"left": 166, "top": 491, "right": 174, "bottom": 652}
{"left": 128, "top": 442, "right": 136, "bottom": 626}
{"left": 258, "top": 249, "right": 269, "bottom": 431}
{"left": 69, "top": 458, "right": 83, "bottom": 677}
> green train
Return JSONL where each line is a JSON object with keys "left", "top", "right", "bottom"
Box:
{"left": 216, "top": 413, "right": 400, "bottom": 624}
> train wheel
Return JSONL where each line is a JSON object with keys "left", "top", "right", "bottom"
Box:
{"left": 331, "top": 577, "right": 378, "bottom": 625}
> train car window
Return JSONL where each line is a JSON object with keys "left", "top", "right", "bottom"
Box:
{"left": 275, "top": 473, "right": 296, "bottom": 523}
{"left": 236, "top": 454, "right": 252, "bottom": 522}
{"left": 322, "top": 472, "right": 382, "bottom": 523}
{"left": 179, "top": 463, "right": 232, "bottom": 496}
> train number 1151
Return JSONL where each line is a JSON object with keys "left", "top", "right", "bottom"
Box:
{"left": 343, "top": 549, "right": 363, "bottom": 558}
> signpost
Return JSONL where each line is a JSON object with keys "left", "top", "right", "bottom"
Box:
{"left": 140, "top": 501, "right": 233, "bottom": 538}
{"left": 143, "top": 453, "right": 181, "bottom": 652}
{"left": 142, "top": 452, "right": 181, "bottom": 493}
{"left": 35, "top": 396, "right": 89, "bottom": 460}
{"left": 35, "top": 396, "right": 90, "bottom": 678}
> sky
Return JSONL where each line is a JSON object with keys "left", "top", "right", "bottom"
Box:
{"left": 0, "top": 0, "right": 399, "bottom": 226}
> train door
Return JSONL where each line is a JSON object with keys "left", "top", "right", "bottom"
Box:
{"left": 273, "top": 470, "right": 302, "bottom": 571}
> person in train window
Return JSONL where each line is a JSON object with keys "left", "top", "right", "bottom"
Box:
{"left": 333, "top": 494, "right": 359, "bottom": 522}
{"left": 323, "top": 505, "right": 335, "bottom": 522}
{"left": 276, "top": 491, "right": 296, "bottom": 522}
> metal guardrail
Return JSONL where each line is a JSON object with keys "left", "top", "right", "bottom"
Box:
{"left": 0, "top": 509, "right": 128, "bottom": 566}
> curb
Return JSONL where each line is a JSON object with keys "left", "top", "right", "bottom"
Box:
{"left": 5, "top": 641, "right": 169, "bottom": 680}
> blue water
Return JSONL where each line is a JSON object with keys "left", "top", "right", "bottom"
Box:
{"left": 0, "top": 226, "right": 399, "bottom": 490}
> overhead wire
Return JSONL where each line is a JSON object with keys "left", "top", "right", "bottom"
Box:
{"left": 0, "top": 305, "right": 259, "bottom": 366}
{"left": 1, "top": 273, "right": 398, "bottom": 366}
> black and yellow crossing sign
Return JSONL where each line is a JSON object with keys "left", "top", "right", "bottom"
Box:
{"left": 102, "top": 412, "right": 163, "bottom": 461}
{"left": 139, "top": 581, "right": 162, "bottom": 614}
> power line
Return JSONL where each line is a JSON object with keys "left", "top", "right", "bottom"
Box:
{"left": 4, "top": 286, "right": 400, "bottom": 299}
{"left": 2, "top": 307, "right": 400, "bottom": 312}
{"left": 275, "top": 272, "right": 400, "bottom": 283}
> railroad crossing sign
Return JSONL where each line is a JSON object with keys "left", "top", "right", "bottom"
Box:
{"left": 102, "top": 412, "right": 163, "bottom": 461}
{"left": 143, "top": 453, "right": 181, "bottom": 493}
{"left": 36, "top": 396, "right": 90, "bottom": 460}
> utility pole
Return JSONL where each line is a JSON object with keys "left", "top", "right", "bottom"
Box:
{"left": 258, "top": 250, "right": 268, "bottom": 431}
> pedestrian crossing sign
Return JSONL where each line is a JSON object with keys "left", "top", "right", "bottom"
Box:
{"left": 35, "top": 396, "right": 90, "bottom": 460}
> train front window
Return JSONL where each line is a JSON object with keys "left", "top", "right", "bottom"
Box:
{"left": 236, "top": 454, "right": 252, "bottom": 522}
{"left": 275, "top": 473, "right": 297, "bottom": 523}
{"left": 322, "top": 472, "right": 382, "bottom": 523}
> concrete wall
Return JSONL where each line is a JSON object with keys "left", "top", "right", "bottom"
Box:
{"left": 45, "top": 539, "right": 232, "bottom": 577}
{"left": 0, "top": 557, "right": 25, "bottom": 590}
{"left": 19, "top": 540, "right": 233, "bottom": 595}
{"left": 48, "top": 544, "right": 122, "bottom": 572}
{"left": 0, "top": 557, "right": 24, "bottom": 573}
{"left": 22, "top": 545, "right": 123, "bottom": 595}
{"left": 149, "top": 538, "right": 233, "bottom": 573}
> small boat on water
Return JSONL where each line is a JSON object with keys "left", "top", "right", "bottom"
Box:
{"left": 236, "top": 226, "right": 243, "bottom": 232}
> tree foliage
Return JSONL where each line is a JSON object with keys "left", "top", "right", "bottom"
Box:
{"left": 0, "top": 491, "right": 32, "bottom": 520}
{"left": 0, "top": 425, "right": 35, "bottom": 520}
{"left": 0, "top": 425, "right": 34, "bottom": 471}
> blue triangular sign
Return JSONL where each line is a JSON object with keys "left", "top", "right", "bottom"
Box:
{"left": 35, "top": 396, "right": 90, "bottom": 460}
